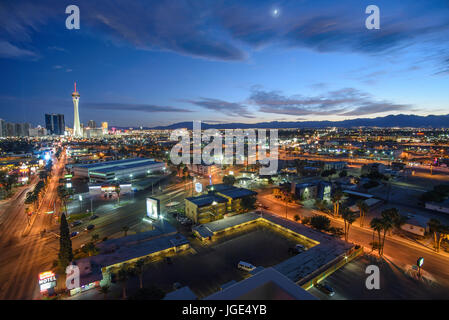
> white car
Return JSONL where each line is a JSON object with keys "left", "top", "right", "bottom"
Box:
{"left": 237, "top": 261, "right": 256, "bottom": 272}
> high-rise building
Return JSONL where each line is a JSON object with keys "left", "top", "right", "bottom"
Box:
{"left": 101, "top": 122, "right": 108, "bottom": 134}
{"left": 45, "top": 113, "right": 65, "bottom": 135}
{"left": 88, "top": 120, "right": 96, "bottom": 129}
{"left": 0, "top": 119, "right": 5, "bottom": 137}
{"left": 72, "top": 82, "right": 82, "bottom": 137}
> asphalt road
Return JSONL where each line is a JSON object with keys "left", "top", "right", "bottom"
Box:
{"left": 0, "top": 153, "right": 66, "bottom": 300}
{"left": 257, "top": 189, "right": 449, "bottom": 293}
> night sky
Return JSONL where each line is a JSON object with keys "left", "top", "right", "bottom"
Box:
{"left": 1, "top": 0, "right": 449, "bottom": 127}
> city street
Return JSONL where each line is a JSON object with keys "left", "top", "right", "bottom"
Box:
{"left": 0, "top": 153, "right": 66, "bottom": 300}
{"left": 257, "top": 188, "right": 449, "bottom": 293}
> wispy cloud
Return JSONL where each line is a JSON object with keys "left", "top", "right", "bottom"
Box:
{"left": 249, "top": 87, "right": 413, "bottom": 117}
{"left": 184, "top": 98, "right": 254, "bottom": 118}
{"left": 0, "top": 41, "right": 37, "bottom": 59}
{"left": 86, "top": 102, "right": 192, "bottom": 113}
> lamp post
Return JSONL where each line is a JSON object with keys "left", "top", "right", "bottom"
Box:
{"left": 417, "top": 257, "right": 424, "bottom": 278}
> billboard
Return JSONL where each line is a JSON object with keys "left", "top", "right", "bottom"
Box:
{"left": 146, "top": 197, "right": 160, "bottom": 219}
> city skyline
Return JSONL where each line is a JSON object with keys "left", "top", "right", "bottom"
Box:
{"left": 1, "top": 0, "right": 449, "bottom": 127}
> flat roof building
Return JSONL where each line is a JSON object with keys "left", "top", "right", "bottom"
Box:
{"left": 72, "top": 157, "right": 166, "bottom": 182}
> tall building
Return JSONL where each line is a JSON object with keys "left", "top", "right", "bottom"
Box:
{"left": 88, "top": 120, "right": 96, "bottom": 129}
{"left": 45, "top": 114, "right": 65, "bottom": 135}
{"left": 0, "top": 119, "right": 5, "bottom": 137}
{"left": 101, "top": 122, "right": 108, "bottom": 134}
{"left": 72, "top": 82, "right": 82, "bottom": 137}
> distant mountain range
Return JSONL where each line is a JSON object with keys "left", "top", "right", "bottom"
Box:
{"left": 145, "top": 114, "right": 449, "bottom": 130}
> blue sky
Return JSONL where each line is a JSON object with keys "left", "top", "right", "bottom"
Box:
{"left": 1, "top": 0, "right": 449, "bottom": 127}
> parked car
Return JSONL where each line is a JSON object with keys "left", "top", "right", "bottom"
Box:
{"left": 70, "top": 231, "right": 79, "bottom": 238}
{"left": 85, "top": 224, "right": 95, "bottom": 231}
{"left": 90, "top": 215, "right": 99, "bottom": 220}
{"left": 70, "top": 221, "right": 82, "bottom": 228}
{"left": 237, "top": 261, "right": 256, "bottom": 272}
{"left": 316, "top": 283, "right": 335, "bottom": 296}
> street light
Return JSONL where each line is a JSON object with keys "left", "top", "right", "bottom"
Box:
{"left": 417, "top": 257, "right": 424, "bottom": 278}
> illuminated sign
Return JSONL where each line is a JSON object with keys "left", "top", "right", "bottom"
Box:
{"left": 38, "top": 271, "right": 57, "bottom": 292}
{"left": 44, "top": 153, "right": 51, "bottom": 161}
{"left": 65, "top": 174, "right": 73, "bottom": 178}
{"left": 195, "top": 182, "right": 203, "bottom": 193}
{"left": 146, "top": 197, "right": 160, "bottom": 219}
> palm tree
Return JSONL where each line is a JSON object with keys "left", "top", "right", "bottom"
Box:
{"left": 122, "top": 225, "right": 129, "bottom": 237}
{"left": 117, "top": 265, "right": 130, "bottom": 299}
{"left": 134, "top": 258, "right": 146, "bottom": 289}
{"left": 341, "top": 207, "right": 358, "bottom": 242}
{"left": 91, "top": 233, "right": 100, "bottom": 243}
{"left": 115, "top": 185, "right": 121, "bottom": 204}
{"left": 370, "top": 217, "right": 383, "bottom": 255}
{"left": 331, "top": 189, "right": 343, "bottom": 217}
{"left": 98, "top": 285, "right": 110, "bottom": 300}
{"left": 427, "top": 219, "right": 449, "bottom": 252}
{"left": 356, "top": 200, "right": 369, "bottom": 227}
{"left": 379, "top": 210, "right": 394, "bottom": 256}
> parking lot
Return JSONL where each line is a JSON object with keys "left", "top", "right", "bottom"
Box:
{"left": 121, "top": 222, "right": 302, "bottom": 298}
{"left": 309, "top": 254, "right": 449, "bottom": 300}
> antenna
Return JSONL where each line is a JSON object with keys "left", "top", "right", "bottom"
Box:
{"left": 74, "top": 82, "right": 77, "bottom": 92}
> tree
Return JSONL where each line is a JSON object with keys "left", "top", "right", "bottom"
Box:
{"left": 222, "top": 175, "right": 236, "bottom": 186}
{"left": 339, "top": 170, "right": 348, "bottom": 178}
{"left": 122, "top": 225, "right": 130, "bottom": 237}
{"left": 2, "top": 173, "right": 18, "bottom": 195}
{"left": 134, "top": 258, "right": 147, "bottom": 289}
{"left": 331, "top": 189, "right": 343, "bottom": 217}
{"left": 370, "top": 217, "right": 383, "bottom": 255}
{"left": 356, "top": 200, "right": 369, "bottom": 227}
{"left": 81, "top": 241, "right": 97, "bottom": 257}
{"left": 117, "top": 264, "right": 130, "bottom": 299}
{"left": 91, "top": 233, "right": 100, "bottom": 243}
{"left": 241, "top": 195, "right": 256, "bottom": 212}
{"left": 39, "top": 170, "right": 48, "bottom": 181}
{"left": 115, "top": 185, "right": 121, "bottom": 204}
{"left": 341, "top": 207, "right": 358, "bottom": 242}
{"left": 58, "top": 213, "right": 73, "bottom": 270}
{"left": 98, "top": 285, "right": 110, "bottom": 300}
{"left": 378, "top": 209, "right": 395, "bottom": 256}
{"left": 57, "top": 185, "right": 70, "bottom": 214}
{"left": 427, "top": 219, "right": 449, "bottom": 252}
{"left": 310, "top": 215, "right": 331, "bottom": 231}
{"left": 294, "top": 214, "right": 300, "bottom": 222}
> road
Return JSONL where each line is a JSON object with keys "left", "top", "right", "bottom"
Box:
{"left": 257, "top": 189, "right": 449, "bottom": 289}
{"left": 0, "top": 153, "right": 66, "bottom": 300}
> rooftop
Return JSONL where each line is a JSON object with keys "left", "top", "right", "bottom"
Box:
{"left": 204, "top": 268, "right": 317, "bottom": 300}
{"left": 185, "top": 194, "right": 228, "bottom": 207}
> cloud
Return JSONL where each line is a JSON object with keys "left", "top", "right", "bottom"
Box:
{"left": 0, "top": 41, "right": 37, "bottom": 59}
{"left": 184, "top": 98, "right": 254, "bottom": 118}
{"left": 249, "top": 87, "right": 413, "bottom": 117}
{"left": 86, "top": 102, "right": 192, "bottom": 113}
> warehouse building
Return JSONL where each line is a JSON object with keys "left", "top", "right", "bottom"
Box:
{"left": 72, "top": 157, "right": 166, "bottom": 182}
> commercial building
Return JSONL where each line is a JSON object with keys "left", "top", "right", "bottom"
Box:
{"left": 72, "top": 157, "right": 166, "bottom": 182}
{"left": 205, "top": 267, "right": 317, "bottom": 300}
{"left": 45, "top": 113, "right": 65, "bottom": 135}
{"left": 291, "top": 180, "right": 332, "bottom": 201}
{"left": 185, "top": 184, "right": 257, "bottom": 224}
{"left": 70, "top": 222, "right": 189, "bottom": 296}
